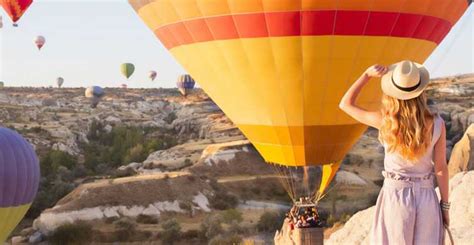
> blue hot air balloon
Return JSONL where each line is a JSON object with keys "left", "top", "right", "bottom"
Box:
{"left": 0, "top": 128, "right": 40, "bottom": 243}
{"left": 85, "top": 86, "right": 105, "bottom": 108}
{"left": 176, "top": 74, "right": 195, "bottom": 96}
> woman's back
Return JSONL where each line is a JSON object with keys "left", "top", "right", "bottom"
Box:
{"left": 382, "top": 115, "right": 443, "bottom": 177}
{"left": 339, "top": 61, "right": 449, "bottom": 245}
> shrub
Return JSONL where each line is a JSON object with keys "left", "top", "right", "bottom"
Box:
{"left": 113, "top": 217, "right": 136, "bottom": 230}
{"left": 40, "top": 150, "right": 76, "bottom": 176}
{"left": 160, "top": 219, "right": 181, "bottom": 244}
{"left": 136, "top": 214, "right": 159, "bottom": 224}
{"left": 221, "top": 209, "right": 243, "bottom": 224}
{"left": 209, "top": 234, "right": 242, "bottom": 245}
{"left": 113, "top": 218, "right": 137, "bottom": 241}
{"left": 124, "top": 144, "right": 146, "bottom": 163}
{"left": 183, "top": 158, "right": 193, "bottom": 168}
{"left": 163, "top": 112, "right": 177, "bottom": 124}
{"left": 179, "top": 201, "right": 194, "bottom": 217}
{"left": 104, "top": 216, "right": 119, "bottom": 224}
{"left": 181, "top": 229, "right": 199, "bottom": 240}
{"left": 327, "top": 214, "right": 336, "bottom": 226}
{"left": 340, "top": 213, "right": 352, "bottom": 224}
{"left": 199, "top": 214, "right": 223, "bottom": 241}
{"left": 256, "top": 211, "right": 284, "bottom": 232}
{"left": 209, "top": 191, "right": 238, "bottom": 210}
{"left": 48, "top": 222, "right": 92, "bottom": 245}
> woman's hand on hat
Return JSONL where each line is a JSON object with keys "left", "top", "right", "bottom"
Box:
{"left": 365, "top": 65, "right": 388, "bottom": 78}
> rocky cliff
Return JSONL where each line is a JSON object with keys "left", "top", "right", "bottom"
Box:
{"left": 448, "top": 124, "right": 474, "bottom": 177}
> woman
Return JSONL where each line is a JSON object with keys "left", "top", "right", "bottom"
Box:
{"left": 339, "top": 60, "right": 450, "bottom": 245}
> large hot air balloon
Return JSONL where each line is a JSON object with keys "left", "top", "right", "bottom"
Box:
{"left": 129, "top": 0, "right": 470, "bottom": 201}
{"left": 1, "top": 0, "right": 33, "bottom": 26}
{"left": 149, "top": 70, "right": 157, "bottom": 81}
{"left": 0, "top": 128, "right": 40, "bottom": 243}
{"left": 57, "top": 77, "right": 64, "bottom": 88}
{"left": 121, "top": 63, "right": 135, "bottom": 79}
{"left": 85, "top": 86, "right": 105, "bottom": 108}
{"left": 176, "top": 74, "right": 195, "bottom": 96}
{"left": 34, "top": 35, "right": 45, "bottom": 50}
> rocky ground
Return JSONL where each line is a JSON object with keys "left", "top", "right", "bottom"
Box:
{"left": 1, "top": 73, "right": 472, "bottom": 244}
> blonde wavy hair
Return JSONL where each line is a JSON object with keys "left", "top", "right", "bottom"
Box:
{"left": 378, "top": 92, "right": 434, "bottom": 161}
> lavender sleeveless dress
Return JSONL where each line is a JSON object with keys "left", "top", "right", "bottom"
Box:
{"left": 370, "top": 115, "right": 445, "bottom": 245}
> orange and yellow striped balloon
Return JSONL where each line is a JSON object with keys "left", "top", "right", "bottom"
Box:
{"left": 129, "top": 0, "right": 470, "bottom": 193}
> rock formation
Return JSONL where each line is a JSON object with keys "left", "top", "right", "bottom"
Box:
{"left": 448, "top": 124, "right": 474, "bottom": 177}
{"left": 33, "top": 172, "right": 212, "bottom": 235}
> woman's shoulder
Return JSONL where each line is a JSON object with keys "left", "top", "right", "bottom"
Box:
{"left": 430, "top": 113, "right": 445, "bottom": 144}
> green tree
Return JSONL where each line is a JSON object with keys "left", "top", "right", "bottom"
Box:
{"left": 124, "top": 144, "right": 145, "bottom": 163}
{"left": 40, "top": 150, "right": 76, "bottom": 176}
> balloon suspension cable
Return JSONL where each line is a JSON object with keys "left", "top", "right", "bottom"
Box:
{"left": 315, "top": 182, "right": 340, "bottom": 203}
{"left": 271, "top": 163, "right": 297, "bottom": 203}
{"left": 271, "top": 163, "right": 329, "bottom": 205}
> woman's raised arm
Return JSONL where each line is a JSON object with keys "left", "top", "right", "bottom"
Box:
{"left": 339, "top": 65, "right": 386, "bottom": 129}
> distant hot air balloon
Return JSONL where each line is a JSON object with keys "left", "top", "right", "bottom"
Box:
{"left": 121, "top": 84, "right": 128, "bottom": 89}
{"left": 121, "top": 63, "right": 135, "bottom": 79}
{"left": 57, "top": 77, "right": 64, "bottom": 88}
{"left": 130, "top": 0, "right": 471, "bottom": 202}
{"left": 0, "top": 128, "right": 40, "bottom": 243}
{"left": 176, "top": 74, "right": 195, "bottom": 96}
{"left": 34, "top": 35, "right": 45, "bottom": 50}
{"left": 149, "top": 70, "right": 157, "bottom": 81}
{"left": 1, "top": 0, "right": 33, "bottom": 26}
{"left": 85, "top": 86, "right": 105, "bottom": 108}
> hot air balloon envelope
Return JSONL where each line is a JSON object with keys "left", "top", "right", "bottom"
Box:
{"left": 121, "top": 63, "right": 135, "bottom": 79}
{"left": 85, "top": 86, "right": 105, "bottom": 108}
{"left": 129, "top": 0, "right": 470, "bottom": 199}
{"left": 0, "top": 128, "right": 40, "bottom": 243}
{"left": 149, "top": 70, "right": 157, "bottom": 81}
{"left": 176, "top": 74, "right": 195, "bottom": 96}
{"left": 1, "top": 0, "right": 33, "bottom": 25}
{"left": 34, "top": 35, "right": 45, "bottom": 50}
{"left": 57, "top": 77, "right": 64, "bottom": 88}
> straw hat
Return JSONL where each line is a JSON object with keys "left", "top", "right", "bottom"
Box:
{"left": 381, "top": 60, "right": 430, "bottom": 100}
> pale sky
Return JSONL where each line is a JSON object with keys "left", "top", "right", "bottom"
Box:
{"left": 0, "top": 0, "right": 472, "bottom": 88}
